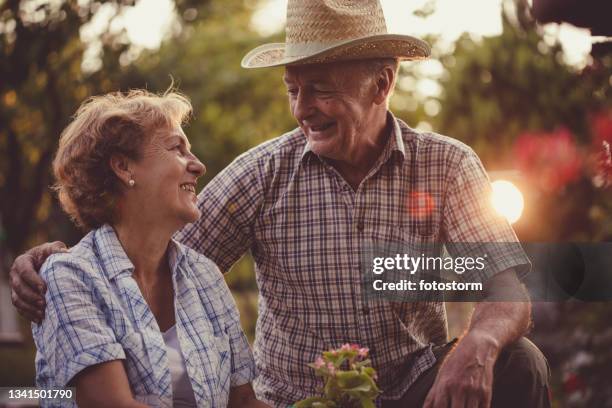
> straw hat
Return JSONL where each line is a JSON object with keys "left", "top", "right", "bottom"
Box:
{"left": 241, "top": 0, "right": 431, "bottom": 69}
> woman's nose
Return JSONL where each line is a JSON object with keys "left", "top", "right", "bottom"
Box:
{"left": 188, "top": 156, "right": 206, "bottom": 178}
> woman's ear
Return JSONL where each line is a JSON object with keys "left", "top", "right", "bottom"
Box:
{"left": 109, "top": 154, "right": 133, "bottom": 188}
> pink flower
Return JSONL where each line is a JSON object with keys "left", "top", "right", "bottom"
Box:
{"left": 340, "top": 344, "right": 352, "bottom": 351}
{"left": 358, "top": 347, "right": 369, "bottom": 357}
{"left": 350, "top": 344, "right": 360, "bottom": 350}
{"left": 314, "top": 357, "right": 325, "bottom": 369}
{"left": 327, "top": 362, "right": 336, "bottom": 375}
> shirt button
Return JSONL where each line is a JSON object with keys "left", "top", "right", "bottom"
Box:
{"left": 362, "top": 306, "right": 370, "bottom": 315}
{"left": 357, "top": 221, "right": 365, "bottom": 232}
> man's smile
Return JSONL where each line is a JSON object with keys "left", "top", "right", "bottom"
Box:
{"left": 304, "top": 121, "right": 336, "bottom": 138}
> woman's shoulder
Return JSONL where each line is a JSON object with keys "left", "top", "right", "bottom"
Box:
{"left": 40, "top": 230, "right": 104, "bottom": 287}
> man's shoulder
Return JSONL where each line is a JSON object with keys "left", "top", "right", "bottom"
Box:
{"left": 399, "top": 121, "right": 475, "bottom": 157}
{"left": 396, "top": 121, "right": 478, "bottom": 172}
{"left": 228, "top": 127, "right": 305, "bottom": 170}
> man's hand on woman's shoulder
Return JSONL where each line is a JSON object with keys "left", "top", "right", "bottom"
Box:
{"left": 9, "top": 241, "right": 68, "bottom": 323}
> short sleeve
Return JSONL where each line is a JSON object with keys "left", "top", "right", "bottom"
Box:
{"left": 32, "top": 256, "right": 125, "bottom": 387}
{"left": 176, "top": 152, "right": 264, "bottom": 273}
{"left": 207, "top": 260, "right": 257, "bottom": 387}
{"left": 442, "top": 150, "right": 531, "bottom": 282}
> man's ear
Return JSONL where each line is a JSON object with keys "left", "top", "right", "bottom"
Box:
{"left": 373, "top": 66, "right": 395, "bottom": 105}
{"left": 109, "top": 154, "right": 133, "bottom": 188}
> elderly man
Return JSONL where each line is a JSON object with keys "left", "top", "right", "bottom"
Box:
{"left": 10, "top": 1, "right": 550, "bottom": 407}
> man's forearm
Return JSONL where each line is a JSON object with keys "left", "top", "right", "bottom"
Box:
{"left": 463, "top": 269, "right": 531, "bottom": 356}
{"left": 465, "top": 299, "right": 530, "bottom": 357}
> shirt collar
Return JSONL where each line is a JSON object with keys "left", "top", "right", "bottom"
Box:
{"left": 167, "top": 238, "right": 189, "bottom": 278}
{"left": 385, "top": 111, "right": 407, "bottom": 162}
{"left": 95, "top": 224, "right": 135, "bottom": 281}
{"left": 299, "top": 111, "right": 406, "bottom": 164}
{"left": 94, "top": 224, "right": 189, "bottom": 281}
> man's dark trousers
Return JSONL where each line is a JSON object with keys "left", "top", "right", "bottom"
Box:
{"left": 383, "top": 337, "right": 551, "bottom": 408}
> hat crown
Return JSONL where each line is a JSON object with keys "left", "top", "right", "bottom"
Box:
{"left": 286, "top": 0, "right": 388, "bottom": 45}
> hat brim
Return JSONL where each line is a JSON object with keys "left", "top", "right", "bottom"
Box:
{"left": 241, "top": 34, "right": 431, "bottom": 69}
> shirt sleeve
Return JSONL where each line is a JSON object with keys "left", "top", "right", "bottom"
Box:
{"left": 176, "top": 151, "right": 264, "bottom": 273}
{"left": 202, "top": 258, "right": 257, "bottom": 387}
{"left": 226, "top": 306, "right": 258, "bottom": 387}
{"left": 32, "top": 256, "right": 125, "bottom": 387}
{"left": 442, "top": 149, "right": 531, "bottom": 283}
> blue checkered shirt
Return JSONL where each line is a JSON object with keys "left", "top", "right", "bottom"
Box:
{"left": 32, "top": 224, "right": 256, "bottom": 407}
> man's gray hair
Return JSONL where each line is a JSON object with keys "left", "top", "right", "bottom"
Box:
{"left": 362, "top": 58, "right": 400, "bottom": 78}
{"left": 361, "top": 58, "right": 400, "bottom": 104}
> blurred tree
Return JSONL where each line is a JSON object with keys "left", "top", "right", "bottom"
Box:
{"left": 0, "top": 0, "right": 159, "bottom": 257}
{"left": 427, "top": 0, "right": 612, "bottom": 241}
{"left": 435, "top": 0, "right": 610, "bottom": 162}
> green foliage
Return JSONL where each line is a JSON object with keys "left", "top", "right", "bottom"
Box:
{"left": 0, "top": 0, "right": 163, "bottom": 256}
{"left": 434, "top": 1, "right": 610, "bottom": 163}
{"left": 417, "top": 0, "right": 612, "bottom": 241}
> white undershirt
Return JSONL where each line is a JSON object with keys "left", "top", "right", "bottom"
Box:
{"left": 162, "top": 325, "right": 197, "bottom": 407}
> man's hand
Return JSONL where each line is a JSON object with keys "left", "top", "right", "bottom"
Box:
{"left": 424, "top": 330, "right": 498, "bottom": 408}
{"left": 9, "top": 241, "right": 68, "bottom": 323}
{"left": 425, "top": 269, "right": 530, "bottom": 408}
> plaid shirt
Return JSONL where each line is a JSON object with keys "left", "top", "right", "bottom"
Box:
{"left": 32, "top": 224, "right": 256, "bottom": 408}
{"left": 177, "top": 113, "right": 530, "bottom": 406}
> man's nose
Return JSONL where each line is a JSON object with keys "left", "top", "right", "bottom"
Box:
{"left": 292, "top": 90, "right": 315, "bottom": 122}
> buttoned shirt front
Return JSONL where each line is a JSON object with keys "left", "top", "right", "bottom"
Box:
{"left": 33, "top": 224, "right": 256, "bottom": 407}
{"left": 177, "top": 113, "right": 530, "bottom": 406}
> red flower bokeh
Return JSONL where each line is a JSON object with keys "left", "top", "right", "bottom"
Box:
{"left": 563, "top": 372, "right": 586, "bottom": 395}
{"left": 590, "top": 111, "right": 612, "bottom": 188}
{"left": 592, "top": 110, "right": 612, "bottom": 147}
{"left": 514, "top": 128, "right": 582, "bottom": 193}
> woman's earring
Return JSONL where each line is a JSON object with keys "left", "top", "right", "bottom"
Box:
{"left": 128, "top": 179, "right": 135, "bottom": 187}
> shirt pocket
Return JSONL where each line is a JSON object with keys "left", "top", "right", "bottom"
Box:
{"left": 367, "top": 225, "right": 443, "bottom": 302}
{"left": 369, "top": 225, "right": 441, "bottom": 264}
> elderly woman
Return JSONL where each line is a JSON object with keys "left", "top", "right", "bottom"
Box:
{"left": 32, "top": 90, "right": 268, "bottom": 408}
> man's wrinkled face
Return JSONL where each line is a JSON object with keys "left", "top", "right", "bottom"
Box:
{"left": 283, "top": 62, "right": 376, "bottom": 161}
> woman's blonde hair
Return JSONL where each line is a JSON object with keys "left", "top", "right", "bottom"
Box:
{"left": 53, "top": 89, "right": 192, "bottom": 230}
